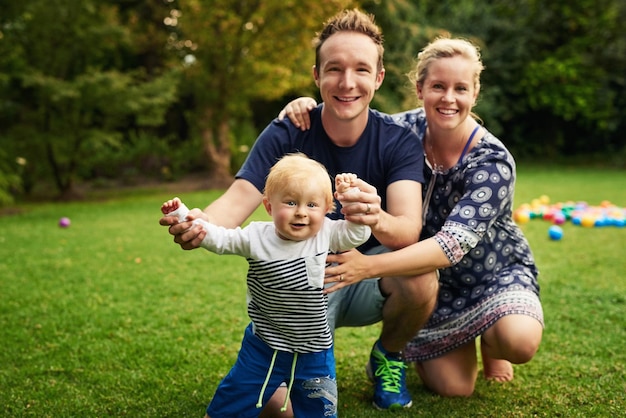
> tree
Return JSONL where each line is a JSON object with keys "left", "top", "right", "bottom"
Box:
{"left": 172, "top": 0, "right": 356, "bottom": 185}
{"left": 361, "top": 0, "right": 626, "bottom": 161}
{"left": 0, "top": 0, "right": 179, "bottom": 198}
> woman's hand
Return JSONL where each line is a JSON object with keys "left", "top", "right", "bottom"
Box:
{"left": 323, "top": 249, "right": 373, "bottom": 293}
{"left": 277, "top": 97, "right": 317, "bottom": 130}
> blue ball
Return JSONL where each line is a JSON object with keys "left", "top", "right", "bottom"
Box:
{"left": 548, "top": 225, "right": 563, "bottom": 240}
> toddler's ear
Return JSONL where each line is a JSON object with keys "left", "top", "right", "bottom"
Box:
{"left": 262, "top": 196, "right": 272, "bottom": 215}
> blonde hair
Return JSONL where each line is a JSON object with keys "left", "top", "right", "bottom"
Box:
{"left": 264, "top": 153, "right": 335, "bottom": 212}
{"left": 314, "top": 9, "right": 384, "bottom": 73}
{"left": 408, "top": 37, "right": 484, "bottom": 117}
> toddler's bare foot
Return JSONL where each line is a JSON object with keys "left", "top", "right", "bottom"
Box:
{"left": 482, "top": 356, "right": 514, "bottom": 382}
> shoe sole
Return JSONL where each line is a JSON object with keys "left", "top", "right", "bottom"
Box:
{"left": 365, "top": 362, "right": 374, "bottom": 382}
{"left": 372, "top": 401, "right": 413, "bottom": 411}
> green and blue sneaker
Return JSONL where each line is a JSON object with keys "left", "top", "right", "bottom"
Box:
{"left": 366, "top": 341, "right": 412, "bottom": 410}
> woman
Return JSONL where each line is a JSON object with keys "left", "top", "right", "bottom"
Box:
{"left": 281, "top": 37, "right": 544, "bottom": 397}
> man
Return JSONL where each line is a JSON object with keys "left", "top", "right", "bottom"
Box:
{"left": 160, "top": 9, "right": 438, "bottom": 414}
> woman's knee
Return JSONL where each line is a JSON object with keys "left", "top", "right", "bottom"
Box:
{"left": 485, "top": 315, "right": 543, "bottom": 364}
{"left": 415, "top": 343, "right": 478, "bottom": 397}
{"left": 508, "top": 334, "right": 541, "bottom": 364}
{"left": 435, "top": 377, "right": 476, "bottom": 397}
{"left": 416, "top": 362, "right": 476, "bottom": 397}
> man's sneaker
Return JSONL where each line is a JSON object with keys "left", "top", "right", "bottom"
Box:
{"left": 366, "top": 342, "right": 412, "bottom": 410}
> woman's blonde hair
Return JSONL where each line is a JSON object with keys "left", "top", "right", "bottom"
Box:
{"left": 264, "top": 153, "right": 335, "bottom": 212}
{"left": 408, "top": 37, "right": 484, "bottom": 118}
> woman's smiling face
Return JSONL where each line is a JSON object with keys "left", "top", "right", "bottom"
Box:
{"left": 418, "top": 55, "right": 479, "bottom": 132}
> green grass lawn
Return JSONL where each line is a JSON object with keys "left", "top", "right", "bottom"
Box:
{"left": 1, "top": 166, "right": 625, "bottom": 417}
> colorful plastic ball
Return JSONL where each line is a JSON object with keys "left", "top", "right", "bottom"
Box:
{"left": 59, "top": 217, "right": 71, "bottom": 228}
{"left": 581, "top": 216, "right": 596, "bottom": 228}
{"left": 553, "top": 212, "right": 566, "bottom": 225}
{"left": 594, "top": 217, "right": 608, "bottom": 227}
{"left": 548, "top": 225, "right": 563, "bottom": 240}
{"left": 514, "top": 210, "right": 530, "bottom": 224}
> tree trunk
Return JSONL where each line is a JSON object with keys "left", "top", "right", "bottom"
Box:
{"left": 201, "top": 110, "right": 234, "bottom": 189}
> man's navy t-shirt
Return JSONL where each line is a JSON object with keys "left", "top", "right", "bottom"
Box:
{"left": 236, "top": 105, "right": 425, "bottom": 252}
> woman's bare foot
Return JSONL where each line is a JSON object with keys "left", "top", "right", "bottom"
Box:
{"left": 480, "top": 337, "right": 514, "bottom": 382}
{"left": 482, "top": 356, "right": 514, "bottom": 382}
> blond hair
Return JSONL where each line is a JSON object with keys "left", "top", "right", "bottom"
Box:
{"left": 313, "top": 9, "right": 384, "bottom": 73}
{"left": 408, "top": 37, "right": 484, "bottom": 117}
{"left": 264, "top": 153, "right": 335, "bottom": 212}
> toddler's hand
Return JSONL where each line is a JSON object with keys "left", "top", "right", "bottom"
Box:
{"left": 335, "top": 173, "right": 359, "bottom": 194}
{"left": 161, "top": 197, "right": 190, "bottom": 222}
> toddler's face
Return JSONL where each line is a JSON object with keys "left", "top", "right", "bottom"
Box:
{"left": 265, "top": 180, "right": 329, "bottom": 241}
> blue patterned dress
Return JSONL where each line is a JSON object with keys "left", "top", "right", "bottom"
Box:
{"left": 393, "top": 109, "right": 544, "bottom": 361}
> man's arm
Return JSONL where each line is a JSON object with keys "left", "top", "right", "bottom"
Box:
{"left": 374, "top": 179, "right": 422, "bottom": 250}
{"left": 202, "top": 179, "right": 263, "bottom": 228}
{"left": 159, "top": 179, "right": 263, "bottom": 250}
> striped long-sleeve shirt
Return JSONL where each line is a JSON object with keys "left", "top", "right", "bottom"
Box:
{"left": 197, "top": 217, "right": 370, "bottom": 353}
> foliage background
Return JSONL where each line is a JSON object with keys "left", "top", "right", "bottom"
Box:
{"left": 1, "top": 0, "right": 625, "bottom": 202}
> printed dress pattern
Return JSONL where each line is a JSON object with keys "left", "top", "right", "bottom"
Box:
{"left": 403, "top": 127, "right": 543, "bottom": 361}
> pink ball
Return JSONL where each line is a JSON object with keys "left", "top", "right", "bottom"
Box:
{"left": 553, "top": 213, "right": 566, "bottom": 225}
{"left": 59, "top": 217, "right": 71, "bottom": 228}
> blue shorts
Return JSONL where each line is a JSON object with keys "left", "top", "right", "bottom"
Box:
{"left": 206, "top": 323, "right": 337, "bottom": 418}
{"left": 326, "top": 245, "right": 388, "bottom": 332}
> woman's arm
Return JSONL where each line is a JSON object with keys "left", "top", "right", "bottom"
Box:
{"left": 277, "top": 97, "right": 317, "bottom": 130}
{"left": 323, "top": 237, "right": 450, "bottom": 293}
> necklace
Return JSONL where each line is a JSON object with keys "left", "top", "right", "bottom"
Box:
{"left": 427, "top": 125, "right": 480, "bottom": 174}
{"left": 428, "top": 139, "right": 445, "bottom": 174}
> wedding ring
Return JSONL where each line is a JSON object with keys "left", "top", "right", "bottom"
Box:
{"left": 339, "top": 275, "right": 344, "bottom": 282}
{"left": 365, "top": 203, "right": 371, "bottom": 214}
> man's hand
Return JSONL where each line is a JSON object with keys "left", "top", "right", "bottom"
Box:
{"left": 159, "top": 208, "right": 207, "bottom": 250}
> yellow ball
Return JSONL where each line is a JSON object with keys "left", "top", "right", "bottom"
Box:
{"left": 581, "top": 216, "right": 596, "bottom": 228}
{"left": 514, "top": 210, "right": 530, "bottom": 224}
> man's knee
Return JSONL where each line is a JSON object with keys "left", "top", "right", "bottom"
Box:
{"left": 383, "top": 272, "right": 439, "bottom": 308}
{"left": 382, "top": 271, "right": 438, "bottom": 306}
